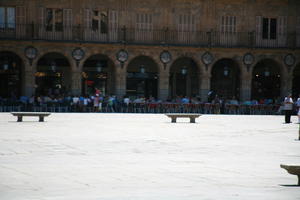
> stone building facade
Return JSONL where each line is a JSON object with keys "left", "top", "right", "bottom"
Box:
{"left": 0, "top": 0, "right": 299, "bottom": 101}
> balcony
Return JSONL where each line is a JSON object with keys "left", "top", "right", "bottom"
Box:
{"left": 0, "top": 24, "right": 299, "bottom": 49}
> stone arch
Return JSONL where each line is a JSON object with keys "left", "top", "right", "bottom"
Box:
{"left": 35, "top": 52, "right": 71, "bottom": 96}
{"left": 210, "top": 58, "right": 241, "bottom": 100}
{"left": 169, "top": 56, "right": 200, "bottom": 98}
{"left": 126, "top": 55, "right": 159, "bottom": 98}
{"left": 125, "top": 55, "right": 160, "bottom": 73}
{"left": 251, "top": 58, "right": 282, "bottom": 100}
{"left": 207, "top": 55, "right": 244, "bottom": 75}
{"left": 0, "top": 48, "right": 27, "bottom": 66}
{"left": 0, "top": 51, "right": 24, "bottom": 98}
{"left": 81, "top": 53, "right": 116, "bottom": 96}
{"left": 169, "top": 54, "right": 205, "bottom": 75}
{"left": 80, "top": 49, "right": 117, "bottom": 71}
{"left": 35, "top": 49, "right": 74, "bottom": 71}
{"left": 251, "top": 57, "right": 286, "bottom": 76}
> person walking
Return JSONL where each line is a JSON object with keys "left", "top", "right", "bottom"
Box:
{"left": 283, "top": 94, "right": 293, "bottom": 123}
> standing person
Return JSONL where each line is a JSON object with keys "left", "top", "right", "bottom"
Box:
{"left": 296, "top": 94, "right": 300, "bottom": 124}
{"left": 283, "top": 94, "right": 293, "bottom": 123}
{"left": 298, "top": 105, "right": 300, "bottom": 124}
{"left": 93, "top": 94, "right": 100, "bottom": 112}
{"left": 95, "top": 88, "right": 101, "bottom": 96}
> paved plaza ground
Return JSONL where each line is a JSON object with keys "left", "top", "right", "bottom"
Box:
{"left": 0, "top": 113, "right": 299, "bottom": 200}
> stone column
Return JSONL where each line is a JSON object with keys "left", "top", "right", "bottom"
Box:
{"left": 24, "top": 61, "right": 35, "bottom": 96}
{"left": 240, "top": 75, "right": 252, "bottom": 102}
{"left": 115, "top": 62, "right": 126, "bottom": 98}
{"left": 70, "top": 70, "right": 82, "bottom": 95}
{"left": 199, "top": 73, "right": 211, "bottom": 102}
{"left": 281, "top": 71, "right": 293, "bottom": 98}
{"left": 158, "top": 70, "right": 169, "bottom": 100}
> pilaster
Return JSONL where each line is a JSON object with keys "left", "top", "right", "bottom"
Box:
{"left": 158, "top": 70, "right": 169, "bottom": 100}
{"left": 199, "top": 73, "right": 211, "bottom": 102}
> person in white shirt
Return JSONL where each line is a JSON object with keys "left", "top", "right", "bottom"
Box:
{"left": 283, "top": 94, "right": 293, "bottom": 123}
{"left": 123, "top": 97, "right": 130, "bottom": 106}
{"left": 296, "top": 94, "right": 300, "bottom": 123}
{"left": 72, "top": 96, "right": 79, "bottom": 105}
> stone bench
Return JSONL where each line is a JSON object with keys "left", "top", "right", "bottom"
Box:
{"left": 280, "top": 164, "right": 300, "bottom": 185}
{"left": 165, "top": 113, "right": 201, "bottom": 123}
{"left": 11, "top": 112, "right": 51, "bottom": 122}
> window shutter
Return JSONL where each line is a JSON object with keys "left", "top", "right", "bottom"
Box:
{"left": 178, "top": 14, "right": 182, "bottom": 32}
{"left": 220, "top": 16, "right": 224, "bottom": 32}
{"left": 16, "top": 6, "right": 25, "bottom": 38}
{"left": 191, "top": 15, "right": 195, "bottom": 30}
{"left": 16, "top": 6, "right": 25, "bottom": 24}
{"left": 63, "top": 9, "right": 72, "bottom": 40}
{"left": 63, "top": 9, "right": 72, "bottom": 27}
{"left": 256, "top": 16, "right": 262, "bottom": 46}
{"left": 84, "top": 9, "right": 91, "bottom": 40}
{"left": 278, "top": 16, "right": 287, "bottom": 36}
{"left": 278, "top": 16, "right": 287, "bottom": 47}
{"left": 109, "top": 10, "right": 118, "bottom": 41}
{"left": 256, "top": 16, "right": 262, "bottom": 35}
{"left": 38, "top": 7, "right": 45, "bottom": 38}
{"left": 39, "top": 7, "right": 44, "bottom": 26}
{"left": 84, "top": 9, "right": 91, "bottom": 28}
{"left": 135, "top": 12, "right": 153, "bottom": 42}
{"left": 297, "top": 17, "right": 300, "bottom": 34}
{"left": 233, "top": 16, "right": 236, "bottom": 33}
{"left": 297, "top": 17, "right": 300, "bottom": 47}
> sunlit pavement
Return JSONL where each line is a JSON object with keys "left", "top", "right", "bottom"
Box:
{"left": 0, "top": 113, "right": 299, "bottom": 200}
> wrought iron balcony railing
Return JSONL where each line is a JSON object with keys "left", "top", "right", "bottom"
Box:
{"left": 0, "top": 24, "right": 299, "bottom": 49}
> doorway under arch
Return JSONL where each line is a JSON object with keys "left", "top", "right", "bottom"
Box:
{"left": 36, "top": 52, "right": 71, "bottom": 96}
{"left": 126, "top": 56, "right": 158, "bottom": 98}
{"left": 82, "top": 54, "right": 115, "bottom": 96}
{"left": 169, "top": 57, "right": 199, "bottom": 98}
{"left": 251, "top": 59, "right": 281, "bottom": 101}
{"left": 210, "top": 58, "right": 240, "bottom": 101}
{"left": 0, "top": 51, "right": 23, "bottom": 98}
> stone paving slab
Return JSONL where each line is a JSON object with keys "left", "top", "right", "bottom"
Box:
{"left": 0, "top": 113, "right": 299, "bottom": 200}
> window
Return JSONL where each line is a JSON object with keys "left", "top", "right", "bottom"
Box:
{"left": 262, "top": 18, "right": 277, "bottom": 39}
{"left": 178, "top": 14, "right": 195, "bottom": 32}
{"left": 136, "top": 13, "right": 153, "bottom": 31}
{"left": 135, "top": 13, "right": 153, "bottom": 41}
{"left": 92, "top": 10, "right": 108, "bottom": 34}
{"left": 0, "top": 7, "right": 15, "bottom": 29}
{"left": 221, "top": 16, "right": 236, "bottom": 33}
{"left": 46, "top": 8, "right": 63, "bottom": 32}
{"left": 176, "top": 14, "right": 196, "bottom": 43}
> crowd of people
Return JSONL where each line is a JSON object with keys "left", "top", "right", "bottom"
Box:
{"left": 0, "top": 90, "right": 300, "bottom": 121}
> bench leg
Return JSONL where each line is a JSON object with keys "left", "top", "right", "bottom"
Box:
{"left": 39, "top": 116, "right": 44, "bottom": 122}
{"left": 298, "top": 175, "right": 300, "bottom": 186}
{"left": 190, "top": 117, "right": 195, "bottom": 123}
{"left": 171, "top": 117, "right": 176, "bottom": 123}
{"left": 17, "top": 116, "right": 22, "bottom": 122}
